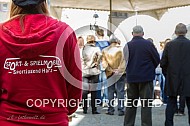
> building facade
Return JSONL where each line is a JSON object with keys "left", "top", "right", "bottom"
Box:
{"left": 0, "top": 0, "right": 10, "bottom": 23}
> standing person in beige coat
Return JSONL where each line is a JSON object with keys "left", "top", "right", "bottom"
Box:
{"left": 102, "top": 35, "right": 126, "bottom": 116}
{"left": 82, "top": 35, "right": 102, "bottom": 114}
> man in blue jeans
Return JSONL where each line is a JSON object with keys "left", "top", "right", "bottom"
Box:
{"left": 107, "top": 74, "right": 126, "bottom": 116}
{"left": 102, "top": 35, "right": 126, "bottom": 116}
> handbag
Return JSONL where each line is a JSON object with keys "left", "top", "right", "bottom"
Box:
{"left": 82, "top": 65, "right": 100, "bottom": 77}
{"left": 82, "top": 54, "right": 101, "bottom": 77}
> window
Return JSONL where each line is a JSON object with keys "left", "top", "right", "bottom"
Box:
{"left": 111, "top": 12, "right": 128, "bottom": 18}
{"left": 0, "top": 3, "right": 8, "bottom": 11}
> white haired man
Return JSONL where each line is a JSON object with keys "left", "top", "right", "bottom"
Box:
{"left": 123, "top": 25, "right": 160, "bottom": 126}
{"left": 102, "top": 35, "right": 126, "bottom": 116}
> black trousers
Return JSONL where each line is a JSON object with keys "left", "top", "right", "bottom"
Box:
{"left": 124, "top": 81, "right": 153, "bottom": 126}
{"left": 82, "top": 75, "right": 99, "bottom": 112}
{"left": 82, "top": 90, "right": 97, "bottom": 112}
{"left": 165, "top": 96, "right": 190, "bottom": 126}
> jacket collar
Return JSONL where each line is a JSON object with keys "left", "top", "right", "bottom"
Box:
{"left": 85, "top": 43, "right": 96, "bottom": 47}
{"left": 132, "top": 36, "right": 144, "bottom": 40}
{"left": 177, "top": 35, "right": 186, "bottom": 39}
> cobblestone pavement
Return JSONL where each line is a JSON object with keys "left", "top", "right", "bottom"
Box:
{"left": 69, "top": 103, "right": 189, "bottom": 126}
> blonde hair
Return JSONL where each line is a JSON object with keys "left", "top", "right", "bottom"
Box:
{"left": 86, "top": 35, "right": 96, "bottom": 43}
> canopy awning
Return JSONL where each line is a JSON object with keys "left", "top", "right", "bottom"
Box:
{"left": 50, "top": 0, "right": 190, "bottom": 12}
{"left": 50, "top": 0, "right": 190, "bottom": 20}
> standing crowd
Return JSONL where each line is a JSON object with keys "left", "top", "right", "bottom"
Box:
{"left": 0, "top": 1, "right": 190, "bottom": 126}
{"left": 78, "top": 24, "right": 190, "bottom": 126}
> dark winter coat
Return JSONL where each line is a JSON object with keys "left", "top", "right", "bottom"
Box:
{"left": 125, "top": 36, "right": 160, "bottom": 83}
{"left": 161, "top": 35, "right": 190, "bottom": 96}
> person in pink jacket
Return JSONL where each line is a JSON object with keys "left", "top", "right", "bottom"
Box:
{"left": 0, "top": 0, "right": 82, "bottom": 126}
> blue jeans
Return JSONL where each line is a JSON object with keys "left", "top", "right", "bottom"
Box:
{"left": 107, "top": 74, "right": 125, "bottom": 113}
{"left": 154, "top": 74, "right": 166, "bottom": 101}
{"left": 96, "top": 71, "right": 108, "bottom": 103}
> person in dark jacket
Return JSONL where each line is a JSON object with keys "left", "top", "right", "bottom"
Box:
{"left": 123, "top": 25, "right": 160, "bottom": 126}
{"left": 161, "top": 23, "right": 190, "bottom": 126}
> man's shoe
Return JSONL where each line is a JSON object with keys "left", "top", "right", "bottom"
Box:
{"left": 174, "top": 112, "right": 178, "bottom": 116}
{"left": 118, "top": 111, "right": 125, "bottom": 116}
{"left": 178, "top": 112, "right": 185, "bottom": 116}
{"left": 83, "top": 110, "right": 87, "bottom": 114}
{"left": 92, "top": 111, "right": 100, "bottom": 114}
{"left": 106, "top": 112, "right": 114, "bottom": 115}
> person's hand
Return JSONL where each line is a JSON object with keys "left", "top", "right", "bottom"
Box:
{"left": 113, "top": 69, "right": 119, "bottom": 74}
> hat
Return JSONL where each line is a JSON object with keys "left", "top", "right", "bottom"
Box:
{"left": 12, "top": 0, "right": 45, "bottom": 8}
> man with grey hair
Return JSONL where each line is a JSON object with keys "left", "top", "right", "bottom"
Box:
{"left": 132, "top": 25, "right": 144, "bottom": 35}
{"left": 102, "top": 35, "right": 126, "bottom": 116}
{"left": 161, "top": 23, "right": 190, "bottom": 126}
{"left": 123, "top": 25, "right": 160, "bottom": 126}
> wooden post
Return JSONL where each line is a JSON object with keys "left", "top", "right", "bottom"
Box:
{"left": 109, "top": 0, "right": 112, "bottom": 34}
